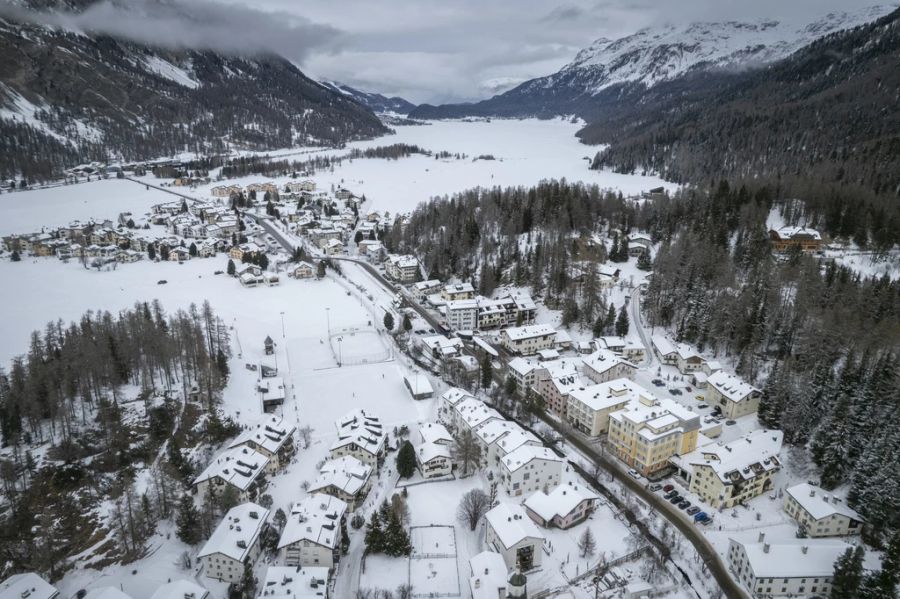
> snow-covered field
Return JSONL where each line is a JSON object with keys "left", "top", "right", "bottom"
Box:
{"left": 178, "top": 118, "right": 675, "bottom": 215}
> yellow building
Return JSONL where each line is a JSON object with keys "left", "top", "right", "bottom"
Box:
{"left": 671, "top": 429, "right": 783, "bottom": 509}
{"left": 707, "top": 371, "right": 761, "bottom": 419}
{"left": 607, "top": 395, "right": 700, "bottom": 476}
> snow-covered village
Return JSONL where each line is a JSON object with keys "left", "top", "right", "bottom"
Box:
{"left": 1, "top": 3, "right": 900, "bottom": 599}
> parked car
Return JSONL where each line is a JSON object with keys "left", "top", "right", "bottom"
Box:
{"left": 651, "top": 379, "right": 665, "bottom": 387}
{"left": 685, "top": 386, "right": 693, "bottom": 392}
{"left": 726, "top": 420, "right": 737, "bottom": 426}
{"left": 157, "top": 280, "right": 167, "bottom": 285}
{"left": 669, "top": 495, "right": 683, "bottom": 504}
{"left": 669, "top": 389, "right": 683, "bottom": 396}
{"left": 664, "top": 490, "right": 679, "bottom": 500}
{"left": 698, "top": 404, "right": 709, "bottom": 409}
{"left": 648, "top": 483, "right": 662, "bottom": 492}
{"left": 694, "top": 512, "right": 709, "bottom": 522}
{"left": 663, "top": 484, "right": 675, "bottom": 493}
{"left": 678, "top": 500, "right": 691, "bottom": 510}
{"left": 686, "top": 506, "right": 701, "bottom": 516}
{"left": 627, "top": 469, "right": 642, "bottom": 480}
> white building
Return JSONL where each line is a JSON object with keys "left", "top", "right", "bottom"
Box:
{"left": 198, "top": 502, "right": 269, "bottom": 583}
{"left": 524, "top": 481, "right": 599, "bottom": 529}
{"left": 484, "top": 503, "right": 545, "bottom": 571}
{"left": 415, "top": 441, "right": 453, "bottom": 478}
{"left": 329, "top": 409, "right": 386, "bottom": 467}
{"left": 566, "top": 378, "right": 648, "bottom": 436}
{"left": 438, "top": 387, "right": 476, "bottom": 426}
{"left": 499, "top": 446, "right": 563, "bottom": 497}
{"left": 384, "top": 254, "right": 419, "bottom": 282}
{"left": 193, "top": 446, "right": 270, "bottom": 503}
{"left": 411, "top": 279, "right": 442, "bottom": 300}
{"left": 784, "top": 483, "right": 864, "bottom": 537}
{"left": 448, "top": 397, "right": 503, "bottom": 434}
{"left": 582, "top": 350, "right": 637, "bottom": 384}
{"left": 228, "top": 414, "right": 296, "bottom": 472}
{"left": 500, "top": 325, "right": 557, "bottom": 355}
{"left": 441, "top": 282, "right": 475, "bottom": 301}
{"left": 707, "top": 371, "right": 761, "bottom": 419}
{"left": 473, "top": 419, "right": 541, "bottom": 468}
{"left": 727, "top": 535, "right": 851, "bottom": 598}
{"left": 308, "top": 456, "right": 373, "bottom": 509}
{"left": 258, "top": 566, "right": 329, "bottom": 599}
{"left": 82, "top": 588, "right": 132, "bottom": 599}
{"left": 0, "top": 573, "right": 58, "bottom": 599}
{"left": 651, "top": 335, "right": 705, "bottom": 374}
{"left": 445, "top": 299, "right": 478, "bottom": 331}
{"left": 278, "top": 493, "right": 348, "bottom": 568}
{"left": 419, "top": 422, "right": 453, "bottom": 446}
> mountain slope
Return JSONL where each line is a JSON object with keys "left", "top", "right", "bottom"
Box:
{"left": 410, "top": 6, "right": 894, "bottom": 119}
{"left": 582, "top": 7, "right": 900, "bottom": 200}
{"left": 0, "top": 15, "right": 388, "bottom": 181}
{"left": 320, "top": 81, "right": 417, "bottom": 115}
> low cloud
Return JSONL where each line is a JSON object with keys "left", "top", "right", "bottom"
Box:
{"left": 0, "top": 0, "right": 343, "bottom": 62}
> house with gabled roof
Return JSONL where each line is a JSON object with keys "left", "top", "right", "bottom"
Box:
{"left": 228, "top": 415, "right": 296, "bottom": 472}
{"left": 499, "top": 446, "right": 563, "bottom": 497}
{"left": 278, "top": 493, "right": 347, "bottom": 568}
{"left": 707, "top": 371, "right": 761, "bottom": 419}
{"left": 784, "top": 483, "right": 864, "bottom": 537}
{"left": 329, "top": 409, "right": 386, "bottom": 467}
{"left": 193, "top": 446, "right": 270, "bottom": 503}
{"left": 524, "top": 481, "right": 599, "bottom": 529}
{"left": 484, "top": 503, "right": 545, "bottom": 571}
{"left": 198, "top": 502, "right": 269, "bottom": 583}
{"left": 308, "top": 456, "right": 373, "bottom": 509}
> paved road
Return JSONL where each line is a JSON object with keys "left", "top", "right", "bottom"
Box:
{"left": 242, "top": 211, "right": 747, "bottom": 599}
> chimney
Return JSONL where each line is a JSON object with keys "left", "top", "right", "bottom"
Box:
{"left": 802, "top": 546, "right": 809, "bottom": 554}
{"left": 763, "top": 543, "right": 770, "bottom": 554}
{"left": 758, "top": 532, "right": 765, "bottom": 543}
{"left": 809, "top": 489, "right": 815, "bottom": 498}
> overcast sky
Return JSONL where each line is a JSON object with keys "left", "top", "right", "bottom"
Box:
{"left": 6, "top": 0, "right": 892, "bottom": 104}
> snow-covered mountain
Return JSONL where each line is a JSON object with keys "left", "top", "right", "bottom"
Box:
{"left": 411, "top": 5, "right": 896, "bottom": 119}
{"left": 320, "top": 81, "right": 417, "bottom": 115}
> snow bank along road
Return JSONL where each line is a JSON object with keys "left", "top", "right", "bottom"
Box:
{"left": 243, "top": 209, "right": 749, "bottom": 599}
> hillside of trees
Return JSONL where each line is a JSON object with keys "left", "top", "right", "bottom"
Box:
{"left": 0, "top": 301, "right": 235, "bottom": 576}
{"left": 582, "top": 8, "right": 900, "bottom": 201}
{"left": 0, "top": 15, "right": 388, "bottom": 183}
{"left": 387, "top": 179, "right": 900, "bottom": 543}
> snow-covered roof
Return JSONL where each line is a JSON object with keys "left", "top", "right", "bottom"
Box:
{"left": 420, "top": 334, "right": 463, "bottom": 355}
{"left": 494, "top": 427, "right": 541, "bottom": 457}
{"left": 651, "top": 335, "right": 701, "bottom": 360}
{"left": 524, "top": 481, "right": 599, "bottom": 522}
{"left": 278, "top": 493, "right": 347, "bottom": 550}
{"left": 674, "top": 429, "right": 782, "bottom": 484}
{"left": 258, "top": 376, "right": 286, "bottom": 402}
{"left": 469, "top": 551, "right": 508, "bottom": 599}
{"left": 537, "top": 349, "right": 560, "bottom": 361}
{"left": 82, "top": 588, "right": 133, "bottom": 599}
{"left": 707, "top": 371, "right": 759, "bottom": 403}
{"left": 786, "top": 483, "right": 863, "bottom": 522}
{"left": 445, "top": 298, "right": 478, "bottom": 311}
{"left": 0, "top": 573, "right": 58, "bottom": 599}
{"left": 413, "top": 279, "right": 442, "bottom": 291}
{"left": 538, "top": 357, "right": 583, "bottom": 379}
{"left": 597, "top": 335, "right": 626, "bottom": 349}
{"left": 507, "top": 357, "right": 537, "bottom": 376}
{"left": 472, "top": 336, "right": 499, "bottom": 357}
{"left": 416, "top": 441, "right": 452, "bottom": 464}
{"left": 198, "top": 502, "right": 269, "bottom": 562}
{"left": 583, "top": 349, "right": 636, "bottom": 375}
{"left": 149, "top": 580, "right": 209, "bottom": 599}
{"left": 732, "top": 538, "right": 851, "bottom": 578}
{"left": 485, "top": 503, "right": 545, "bottom": 549}
{"left": 455, "top": 398, "right": 503, "bottom": 430}
{"left": 771, "top": 226, "right": 822, "bottom": 241}
{"left": 568, "top": 378, "right": 649, "bottom": 412}
{"left": 259, "top": 566, "right": 329, "bottom": 599}
{"left": 229, "top": 414, "right": 296, "bottom": 455}
{"left": 474, "top": 419, "right": 521, "bottom": 447}
{"left": 309, "top": 456, "right": 372, "bottom": 496}
{"left": 419, "top": 422, "right": 453, "bottom": 445}
{"left": 502, "top": 324, "right": 557, "bottom": 341}
{"left": 193, "top": 445, "right": 269, "bottom": 491}
{"left": 444, "top": 282, "right": 474, "bottom": 294}
{"left": 500, "top": 445, "right": 561, "bottom": 473}
{"left": 609, "top": 394, "right": 699, "bottom": 433}
{"left": 404, "top": 372, "right": 435, "bottom": 395}
{"left": 331, "top": 409, "right": 385, "bottom": 456}
{"left": 440, "top": 387, "right": 475, "bottom": 408}
{"left": 386, "top": 254, "right": 418, "bottom": 268}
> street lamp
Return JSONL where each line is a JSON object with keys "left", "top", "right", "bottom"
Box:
{"left": 280, "top": 311, "right": 285, "bottom": 338}
{"left": 337, "top": 336, "right": 343, "bottom": 367}
{"left": 326, "top": 307, "right": 331, "bottom": 336}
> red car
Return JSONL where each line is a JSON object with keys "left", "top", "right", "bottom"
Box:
{"left": 663, "top": 484, "right": 675, "bottom": 493}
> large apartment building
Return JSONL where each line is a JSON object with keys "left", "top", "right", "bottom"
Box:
{"left": 500, "top": 324, "right": 557, "bottom": 355}
{"left": 706, "top": 371, "right": 761, "bottom": 419}
{"left": 566, "top": 378, "right": 649, "bottom": 437}
{"left": 607, "top": 394, "right": 700, "bottom": 477}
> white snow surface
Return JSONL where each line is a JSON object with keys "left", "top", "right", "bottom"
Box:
{"left": 143, "top": 56, "right": 200, "bottom": 89}
{"left": 538, "top": 6, "right": 897, "bottom": 95}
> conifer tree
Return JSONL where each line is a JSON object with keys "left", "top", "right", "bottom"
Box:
{"left": 227, "top": 259, "right": 236, "bottom": 275}
{"left": 175, "top": 495, "right": 202, "bottom": 545}
{"left": 637, "top": 249, "right": 652, "bottom": 271}
{"left": 830, "top": 546, "right": 865, "bottom": 599}
{"left": 615, "top": 305, "right": 630, "bottom": 337}
{"left": 396, "top": 440, "right": 416, "bottom": 479}
{"left": 364, "top": 510, "right": 384, "bottom": 553}
{"left": 480, "top": 355, "right": 493, "bottom": 389}
{"left": 383, "top": 311, "right": 395, "bottom": 331}
{"left": 578, "top": 527, "right": 596, "bottom": 558}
